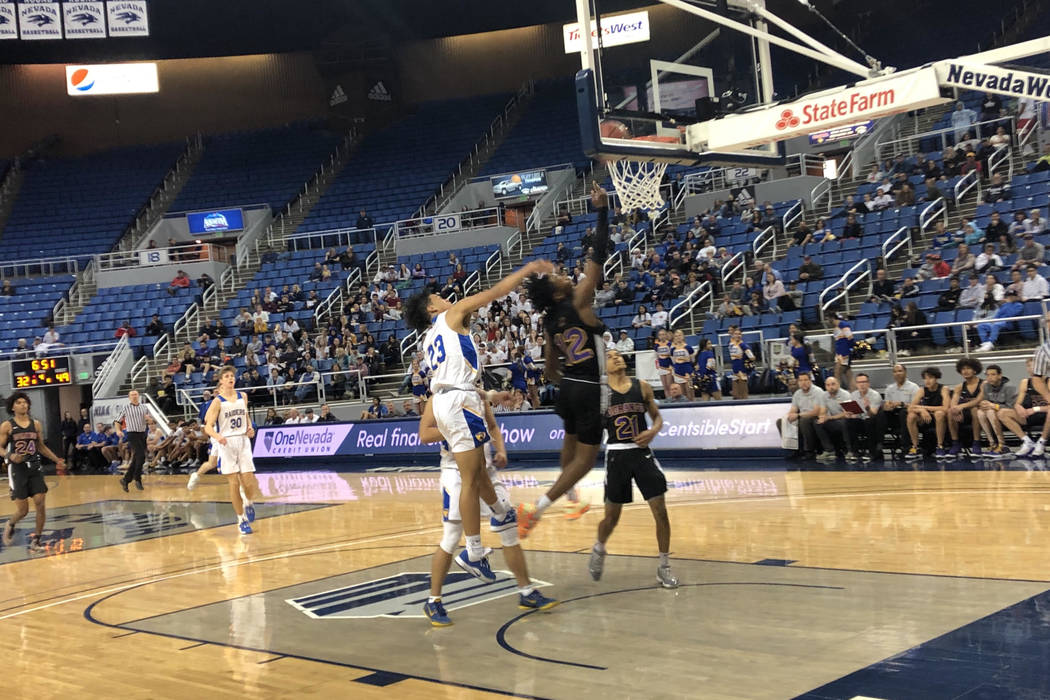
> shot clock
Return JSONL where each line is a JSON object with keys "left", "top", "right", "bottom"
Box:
{"left": 10, "top": 357, "right": 73, "bottom": 388}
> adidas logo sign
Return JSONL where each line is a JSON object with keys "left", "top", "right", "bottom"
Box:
{"left": 368, "top": 81, "right": 392, "bottom": 102}
{"left": 329, "top": 84, "right": 348, "bottom": 107}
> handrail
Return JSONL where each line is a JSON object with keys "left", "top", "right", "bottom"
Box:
{"left": 121, "top": 133, "right": 205, "bottom": 252}
{"left": 818, "top": 258, "right": 872, "bottom": 316}
{"left": 0, "top": 338, "right": 119, "bottom": 361}
{"left": 97, "top": 243, "right": 229, "bottom": 272}
{"left": 919, "top": 197, "right": 947, "bottom": 231}
{"left": 810, "top": 179, "right": 832, "bottom": 214}
{"left": 720, "top": 251, "right": 746, "bottom": 286}
{"left": 0, "top": 255, "right": 79, "bottom": 280}
{"left": 954, "top": 169, "right": 979, "bottom": 203}
{"left": 400, "top": 330, "right": 418, "bottom": 359}
{"left": 173, "top": 302, "right": 200, "bottom": 343}
{"left": 668, "top": 281, "right": 713, "bottom": 333}
{"left": 178, "top": 377, "right": 329, "bottom": 410}
{"left": 988, "top": 145, "right": 1012, "bottom": 179}
{"left": 484, "top": 248, "right": 502, "bottom": 284}
{"left": 365, "top": 247, "right": 379, "bottom": 282}
{"left": 837, "top": 149, "right": 854, "bottom": 181}
{"left": 396, "top": 205, "right": 503, "bottom": 238}
{"left": 285, "top": 226, "right": 374, "bottom": 251}
{"left": 875, "top": 114, "right": 1015, "bottom": 164}
{"left": 1019, "top": 117, "right": 1038, "bottom": 153}
{"left": 881, "top": 225, "right": 912, "bottom": 264}
{"left": 507, "top": 231, "right": 523, "bottom": 260}
{"left": 627, "top": 227, "right": 647, "bottom": 256}
{"left": 752, "top": 225, "right": 776, "bottom": 261}
{"left": 91, "top": 335, "right": 130, "bottom": 397}
{"left": 603, "top": 250, "right": 623, "bottom": 281}
{"left": 464, "top": 269, "right": 481, "bottom": 296}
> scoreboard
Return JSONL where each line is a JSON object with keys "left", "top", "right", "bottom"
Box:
{"left": 9, "top": 357, "right": 74, "bottom": 388}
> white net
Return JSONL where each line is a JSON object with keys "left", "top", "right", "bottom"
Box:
{"left": 608, "top": 159, "right": 668, "bottom": 217}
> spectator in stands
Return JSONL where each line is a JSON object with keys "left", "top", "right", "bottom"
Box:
{"left": 983, "top": 273, "right": 1005, "bottom": 303}
{"left": 963, "top": 220, "right": 987, "bottom": 248}
{"left": 1025, "top": 209, "right": 1047, "bottom": 235}
{"left": 1013, "top": 233, "right": 1046, "bottom": 271}
{"left": 792, "top": 220, "right": 814, "bottom": 247}
{"left": 713, "top": 294, "right": 748, "bottom": 319}
{"left": 974, "top": 244, "right": 1003, "bottom": 275}
{"left": 960, "top": 152, "right": 982, "bottom": 178}
{"left": 872, "top": 189, "right": 893, "bottom": 210}
{"left": 983, "top": 173, "right": 1012, "bottom": 204}
{"left": 12, "top": 338, "right": 30, "bottom": 359}
{"left": 921, "top": 177, "right": 947, "bottom": 206}
{"left": 361, "top": 397, "right": 388, "bottom": 420}
{"left": 0, "top": 280, "right": 13, "bottom": 296}
{"left": 77, "top": 423, "right": 106, "bottom": 473}
{"left": 252, "top": 304, "right": 269, "bottom": 334}
{"left": 896, "top": 302, "right": 928, "bottom": 354}
{"left": 1022, "top": 264, "right": 1049, "bottom": 300}
{"left": 985, "top": 212, "right": 1013, "bottom": 253}
{"left": 922, "top": 158, "right": 942, "bottom": 181}
{"left": 958, "top": 274, "right": 985, "bottom": 309}
{"left": 355, "top": 209, "right": 374, "bottom": 232}
{"left": 929, "top": 221, "right": 956, "bottom": 250}
{"left": 1009, "top": 211, "right": 1029, "bottom": 240}
{"left": 1031, "top": 143, "right": 1050, "bottom": 172}
{"left": 951, "top": 102, "right": 977, "bottom": 143}
{"left": 662, "top": 383, "right": 687, "bottom": 404}
{"left": 650, "top": 302, "right": 669, "bottom": 329}
{"left": 167, "top": 270, "right": 190, "bottom": 296}
{"left": 865, "top": 165, "right": 883, "bottom": 183}
{"left": 797, "top": 255, "right": 822, "bottom": 282}
{"left": 41, "top": 323, "right": 60, "bottom": 346}
{"left": 895, "top": 182, "right": 915, "bottom": 207}
{"left": 883, "top": 364, "right": 920, "bottom": 455}
{"left": 114, "top": 321, "right": 136, "bottom": 339}
{"left": 614, "top": 329, "right": 634, "bottom": 355}
{"left": 871, "top": 268, "right": 895, "bottom": 302}
{"left": 262, "top": 407, "right": 282, "bottom": 426}
{"left": 979, "top": 93, "right": 1003, "bottom": 131}
{"left": 145, "top": 314, "right": 164, "bottom": 336}
{"left": 632, "top": 305, "right": 651, "bottom": 328}
{"left": 197, "top": 272, "right": 214, "bottom": 295}
{"left": 763, "top": 272, "right": 786, "bottom": 313}
{"left": 951, "top": 244, "right": 976, "bottom": 276}
{"left": 841, "top": 213, "right": 863, "bottom": 239}
{"left": 937, "top": 277, "right": 963, "bottom": 310}
{"left": 747, "top": 291, "right": 766, "bottom": 316}
{"left": 976, "top": 289, "right": 1023, "bottom": 351}
{"left": 1003, "top": 268, "right": 1024, "bottom": 297}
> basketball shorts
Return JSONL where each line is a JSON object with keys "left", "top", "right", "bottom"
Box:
{"left": 1026, "top": 411, "right": 1047, "bottom": 428}
{"left": 8, "top": 463, "right": 47, "bottom": 501}
{"left": 216, "top": 436, "right": 255, "bottom": 475}
{"left": 556, "top": 378, "right": 603, "bottom": 445}
{"left": 603, "top": 446, "right": 667, "bottom": 504}
{"left": 440, "top": 465, "right": 509, "bottom": 523}
{"left": 432, "top": 389, "right": 489, "bottom": 454}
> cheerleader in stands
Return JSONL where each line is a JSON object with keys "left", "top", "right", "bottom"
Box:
{"left": 670, "top": 330, "right": 697, "bottom": 401}
{"left": 695, "top": 338, "right": 721, "bottom": 400}
{"left": 727, "top": 326, "right": 755, "bottom": 400}
{"left": 653, "top": 328, "right": 673, "bottom": 398}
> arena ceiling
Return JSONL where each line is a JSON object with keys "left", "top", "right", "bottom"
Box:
{"left": 0, "top": 0, "right": 829, "bottom": 64}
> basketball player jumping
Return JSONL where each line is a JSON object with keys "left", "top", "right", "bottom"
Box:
{"left": 589, "top": 349, "right": 678, "bottom": 588}
{"left": 405, "top": 257, "right": 554, "bottom": 581}
{"left": 1, "top": 392, "right": 66, "bottom": 551}
{"left": 202, "top": 367, "right": 260, "bottom": 535}
{"left": 418, "top": 389, "right": 557, "bottom": 626}
{"left": 518, "top": 182, "right": 612, "bottom": 538}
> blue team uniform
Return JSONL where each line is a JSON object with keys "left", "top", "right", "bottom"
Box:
{"left": 729, "top": 339, "right": 753, "bottom": 375}
{"left": 671, "top": 343, "right": 695, "bottom": 381}
{"left": 791, "top": 344, "right": 812, "bottom": 376}
{"left": 655, "top": 340, "right": 673, "bottom": 373}
{"left": 697, "top": 349, "right": 718, "bottom": 393}
{"left": 509, "top": 358, "right": 528, "bottom": 391}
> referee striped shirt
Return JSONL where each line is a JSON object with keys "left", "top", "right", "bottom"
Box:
{"left": 1033, "top": 342, "right": 1050, "bottom": 378}
{"left": 116, "top": 402, "right": 149, "bottom": 433}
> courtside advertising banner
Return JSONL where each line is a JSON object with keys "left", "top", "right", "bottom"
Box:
{"left": 66, "top": 63, "right": 159, "bottom": 96}
{"left": 62, "top": 2, "right": 106, "bottom": 39}
{"left": 19, "top": 2, "right": 62, "bottom": 40}
{"left": 563, "top": 10, "right": 650, "bottom": 53}
{"left": 0, "top": 3, "right": 17, "bottom": 40}
{"left": 253, "top": 401, "right": 788, "bottom": 459}
{"left": 105, "top": 0, "right": 148, "bottom": 36}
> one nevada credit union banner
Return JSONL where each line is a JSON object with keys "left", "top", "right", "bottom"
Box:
{"left": 254, "top": 401, "right": 788, "bottom": 459}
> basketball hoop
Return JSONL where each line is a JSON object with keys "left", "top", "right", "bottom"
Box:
{"left": 607, "top": 159, "right": 668, "bottom": 217}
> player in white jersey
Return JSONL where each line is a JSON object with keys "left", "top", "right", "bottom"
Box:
{"left": 418, "top": 389, "right": 557, "bottom": 626}
{"left": 405, "top": 258, "right": 553, "bottom": 581}
{"left": 203, "top": 366, "right": 261, "bottom": 535}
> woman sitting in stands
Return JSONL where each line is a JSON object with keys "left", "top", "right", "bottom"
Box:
{"left": 263, "top": 407, "right": 283, "bottom": 426}
{"left": 412, "top": 263, "right": 426, "bottom": 279}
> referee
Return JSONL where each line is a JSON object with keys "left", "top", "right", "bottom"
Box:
{"left": 114, "top": 390, "right": 149, "bottom": 492}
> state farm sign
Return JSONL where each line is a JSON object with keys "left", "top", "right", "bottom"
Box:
{"left": 689, "top": 67, "right": 947, "bottom": 152}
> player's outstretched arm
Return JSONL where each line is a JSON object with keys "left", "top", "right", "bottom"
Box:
{"left": 634, "top": 381, "right": 664, "bottom": 448}
{"left": 575, "top": 182, "right": 610, "bottom": 310}
{"left": 445, "top": 259, "right": 554, "bottom": 332}
{"left": 418, "top": 398, "right": 443, "bottom": 444}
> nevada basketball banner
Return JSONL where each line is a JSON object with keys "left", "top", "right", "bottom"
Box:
{"left": 105, "top": 0, "right": 148, "bottom": 36}
{"left": 62, "top": 2, "right": 106, "bottom": 39}
{"left": 0, "top": 3, "right": 17, "bottom": 41}
{"left": 19, "top": 2, "right": 62, "bottom": 40}
{"left": 936, "top": 62, "right": 1050, "bottom": 100}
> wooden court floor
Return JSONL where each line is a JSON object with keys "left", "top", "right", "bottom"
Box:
{"left": 2, "top": 465, "right": 1050, "bottom": 699}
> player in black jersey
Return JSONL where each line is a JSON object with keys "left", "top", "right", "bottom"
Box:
{"left": 519, "top": 182, "right": 611, "bottom": 538}
{"left": 588, "top": 349, "right": 677, "bottom": 588}
{"left": 0, "top": 392, "right": 65, "bottom": 551}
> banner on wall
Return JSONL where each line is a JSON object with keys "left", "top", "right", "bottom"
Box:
{"left": 62, "top": 2, "right": 105, "bottom": 39}
{"left": 186, "top": 208, "right": 244, "bottom": 235}
{"left": 66, "top": 63, "right": 158, "bottom": 96}
{"left": 253, "top": 401, "right": 788, "bottom": 459}
{"left": 19, "top": 2, "right": 62, "bottom": 40}
{"left": 105, "top": 0, "right": 148, "bottom": 36}
{"left": 0, "top": 3, "right": 17, "bottom": 40}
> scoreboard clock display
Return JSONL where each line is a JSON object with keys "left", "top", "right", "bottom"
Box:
{"left": 10, "top": 357, "right": 73, "bottom": 388}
